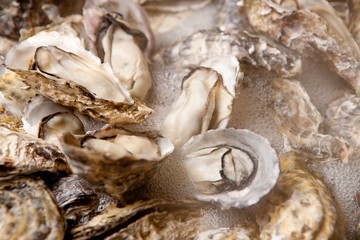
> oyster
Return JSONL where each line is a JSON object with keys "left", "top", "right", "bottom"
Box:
{"left": 256, "top": 152, "right": 346, "bottom": 239}
{"left": 165, "top": 29, "right": 301, "bottom": 77}
{"left": 52, "top": 175, "right": 99, "bottom": 222}
{"left": 181, "top": 128, "right": 279, "bottom": 209}
{"left": 70, "top": 199, "right": 204, "bottom": 240}
{"left": 272, "top": 78, "right": 352, "bottom": 161}
{"left": 325, "top": 94, "right": 360, "bottom": 147}
{"left": 0, "top": 176, "right": 65, "bottom": 239}
{"left": 83, "top": 0, "right": 154, "bottom": 56}
{"left": 0, "top": 67, "right": 37, "bottom": 116}
{"left": 59, "top": 125, "right": 174, "bottom": 201}
{"left": 161, "top": 61, "right": 241, "bottom": 148}
{"left": 0, "top": 125, "right": 70, "bottom": 177}
{"left": 244, "top": 0, "right": 360, "bottom": 93}
{"left": 96, "top": 13, "right": 152, "bottom": 100}
{"left": 10, "top": 46, "right": 153, "bottom": 125}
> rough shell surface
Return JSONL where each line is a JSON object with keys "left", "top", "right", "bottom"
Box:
{"left": 0, "top": 176, "right": 66, "bottom": 240}
{"left": 272, "top": 78, "right": 352, "bottom": 161}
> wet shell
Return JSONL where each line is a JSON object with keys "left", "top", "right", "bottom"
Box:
{"left": 195, "top": 226, "right": 259, "bottom": 240}
{"left": 0, "top": 125, "right": 70, "bottom": 178}
{"left": 181, "top": 128, "right": 279, "bottom": 209}
{"left": 256, "top": 152, "right": 346, "bottom": 239}
{"left": 272, "top": 78, "right": 352, "bottom": 161}
{"left": 245, "top": 0, "right": 360, "bottom": 94}
{"left": 58, "top": 125, "right": 174, "bottom": 201}
{"left": 0, "top": 176, "right": 66, "bottom": 239}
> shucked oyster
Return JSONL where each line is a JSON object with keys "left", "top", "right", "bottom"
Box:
{"left": 325, "top": 94, "right": 360, "bottom": 147}
{"left": 59, "top": 125, "right": 174, "bottom": 201}
{"left": 245, "top": 0, "right": 360, "bottom": 93}
{"left": 272, "top": 78, "right": 352, "bottom": 161}
{"left": 182, "top": 129, "right": 279, "bottom": 209}
{"left": 161, "top": 59, "right": 241, "bottom": 148}
{"left": 256, "top": 152, "right": 346, "bottom": 239}
{"left": 96, "top": 13, "right": 152, "bottom": 100}
{"left": 0, "top": 125, "right": 70, "bottom": 178}
{"left": 165, "top": 29, "right": 301, "bottom": 77}
{"left": 10, "top": 46, "right": 153, "bottom": 125}
{"left": 0, "top": 176, "right": 65, "bottom": 240}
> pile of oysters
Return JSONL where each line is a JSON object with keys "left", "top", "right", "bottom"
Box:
{"left": 0, "top": 0, "right": 359, "bottom": 239}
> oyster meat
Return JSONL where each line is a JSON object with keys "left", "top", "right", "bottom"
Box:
{"left": 272, "top": 78, "right": 352, "bottom": 161}
{"left": 96, "top": 13, "right": 152, "bottom": 100}
{"left": 0, "top": 176, "right": 66, "bottom": 240}
{"left": 59, "top": 125, "right": 174, "bottom": 201}
{"left": 181, "top": 128, "right": 279, "bottom": 209}
{"left": 256, "top": 152, "right": 346, "bottom": 239}
{"left": 244, "top": 0, "right": 360, "bottom": 93}
{"left": 161, "top": 60, "right": 241, "bottom": 148}
{"left": 0, "top": 125, "right": 70, "bottom": 178}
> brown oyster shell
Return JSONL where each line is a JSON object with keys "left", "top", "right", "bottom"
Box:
{"left": 0, "top": 125, "right": 70, "bottom": 178}
{"left": 256, "top": 152, "right": 346, "bottom": 240}
{"left": 10, "top": 67, "right": 153, "bottom": 125}
{"left": 0, "top": 176, "right": 66, "bottom": 239}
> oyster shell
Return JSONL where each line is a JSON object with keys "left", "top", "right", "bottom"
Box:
{"left": 195, "top": 225, "right": 259, "bottom": 240}
{"left": 10, "top": 46, "right": 153, "bottom": 125}
{"left": 0, "top": 125, "right": 70, "bottom": 177}
{"left": 165, "top": 29, "right": 301, "bottom": 77}
{"left": 325, "top": 94, "right": 360, "bottom": 147}
{"left": 70, "top": 199, "right": 204, "bottom": 240}
{"left": 244, "top": 0, "right": 360, "bottom": 93}
{"left": 59, "top": 125, "right": 174, "bottom": 201}
{"left": 161, "top": 62, "right": 240, "bottom": 148}
{"left": 349, "top": 0, "right": 360, "bottom": 45}
{"left": 256, "top": 152, "right": 346, "bottom": 239}
{"left": 52, "top": 175, "right": 99, "bottom": 222}
{"left": 0, "top": 176, "right": 65, "bottom": 239}
{"left": 0, "top": 67, "right": 37, "bottom": 116}
{"left": 272, "top": 78, "right": 352, "bottom": 161}
{"left": 96, "top": 13, "right": 152, "bottom": 100}
{"left": 138, "top": 0, "right": 212, "bottom": 12}
{"left": 181, "top": 128, "right": 279, "bottom": 209}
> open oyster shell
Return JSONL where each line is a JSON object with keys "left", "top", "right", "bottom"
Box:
{"left": 0, "top": 176, "right": 66, "bottom": 240}
{"left": 244, "top": 0, "right": 360, "bottom": 94}
{"left": 161, "top": 62, "right": 240, "bottom": 148}
{"left": 9, "top": 46, "right": 153, "bottom": 125}
{"left": 0, "top": 125, "right": 70, "bottom": 178}
{"left": 59, "top": 125, "right": 174, "bottom": 201}
{"left": 195, "top": 225, "right": 259, "bottom": 240}
{"left": 181, "top": 128, "right": 279, "bottom": 209}
{"left": 272, "top": 78, "right": 352, "bottom": 161}
{"left": 256, "top": 152, "right": 346, "bottom": 239}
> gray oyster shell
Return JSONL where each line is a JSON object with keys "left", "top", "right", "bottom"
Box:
{"left": 272, "top": 78, "right": 352, "bottom": 161}
{"left": 59, "top": 125, "right": 173, "bottom": 201}
{"left": 0, "top": 176, "right": 66, "bottom": 239}
{"left": 256, "top": 152, "right": 346, "bottom": 239}
{"left": 52, "top": 175, "right": 99, "bottom": 222}
{"left": 0, "top": 125, "right": 70, "bottom": 178}
{"left": 165, "top": 29, "right": 301, "bottom": 77}
{"left": 181, "top": 128, "right": 279, "bottom": 209}
{"left": 245, "top": 0, "right": 360, "bottom": 94}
